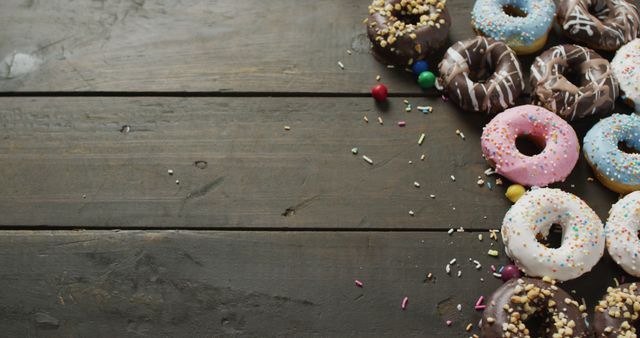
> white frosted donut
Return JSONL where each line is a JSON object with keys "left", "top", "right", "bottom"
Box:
{"left": 501, "top": 188, "right": 605, "bottom": 281}
{"left": 606, "top": 191, "right": 640, "bottom": 277}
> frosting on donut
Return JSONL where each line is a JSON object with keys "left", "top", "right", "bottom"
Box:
{"left": 558, "top": 0, "right": 640, "bottom": 51}
{"left": 481, "top": 105, "right": 579, "bottom": 187}
{"left": 501, "top": 188, "right": 605, "bottom": 281}
{"left": 593, "top": 283, "right": 640, "bottom": 337}
{"left": 584, "top": 114, "right": 640, "bottom": 193}
{"left": 471, "top": 0, "right": 556, "bottom": 48}
{"left": 437, "top": 36, "right": 524, "bottom": 114}
{"left": 366, "top": 0, "right": 451, "bottom": 65}
{"left": 481, "top": 277, "right": 589, "bottom": 338}
{"left": 612, "top": 39, "right": 640, "bottom": 112}
{"left": 530, "top": 44, "right": 618, "bottom": 121}
{"left": 606, "top": 192, "right": 640, "bottom": 277}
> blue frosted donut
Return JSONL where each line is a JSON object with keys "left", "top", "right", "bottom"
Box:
{"left": 584, "top": 114, "right": 640, "bottom": 194}
{"left": 471, "top": 0, "right": 556, "bottom": 55}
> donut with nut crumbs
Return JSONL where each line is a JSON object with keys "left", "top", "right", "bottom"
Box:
{"left": 481, "top": 277, "right": 589, "bottom": 337}
{"left": 605, "top": 192, "right": 640, "bottom": 277}
{"left": 557, "top": 0, "right": 639, "bottom": 52}
{"left": 584, "top": 113, "right": 640, "bottom": 194}
{"left": 501, "top": 188, "right": 605, "bottom": 281}
{"left": 612, "top": 39, "right": 640, "bottom": 112}
{"left": 366, "top": 0, "right": 451, "bottom": 65}
{"left": 481, "top": 105, "right": 579, "bottom": 187}
{"left": 594, "top": 283, "right": 640, "bottom": 337}
{"left": 438, "top": 36, "right": 524, "bottom": 114}
{"left": 530, "top": 44, "right": 618, "bottom": 121}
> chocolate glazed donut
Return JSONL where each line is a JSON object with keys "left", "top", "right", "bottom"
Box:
{"left": 558, "top": 0, "right": 640, "bottom": 52}
{"left": 530, "top": 44, "right": 618, "bottom": 121}
{"left": 481, "top": 277, "right": 589, "bottom": 338}
{"left": 438, "top": 36, "right": 524, "bottom": 114}
{"left": 366, "top": 0, "right": 451, "bottom": 65}
{"left": 594, "top": 283, "right": 640, "bottom": 337}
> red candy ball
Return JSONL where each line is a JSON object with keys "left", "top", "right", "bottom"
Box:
{"left": 501, "top": 264, "right": 522, "bottom": 282}
{"left": 371, "top": 84, "right": 388, "bottom": 101}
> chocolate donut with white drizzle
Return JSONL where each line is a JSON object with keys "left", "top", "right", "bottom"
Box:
{"left": 530, "top": 44, "right": 618, "bottom": 121}
{"left": 438, "top": 36, "right": 524, "bottom": 114}
{"left": 558, "top": 0, "right": 640, "bottom": 52}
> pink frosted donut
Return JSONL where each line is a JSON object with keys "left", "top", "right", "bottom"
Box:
{"left": 481, "top": 105, "right": 579, "bottom": 187}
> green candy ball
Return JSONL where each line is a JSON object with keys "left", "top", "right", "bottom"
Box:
{"left": 418, "top": 71, "right": 436, "bottom": 89}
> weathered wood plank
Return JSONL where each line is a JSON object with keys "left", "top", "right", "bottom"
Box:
{"left": 0, "top": 97, "right": 622, "bottom": 229}
{"left": 0, "top": 230, "right": 627, "bottom": 337}
{"left": 0, "top": 0, "right": 444, "bottom": 92}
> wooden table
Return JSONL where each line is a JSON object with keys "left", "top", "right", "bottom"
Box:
{"left": 0, "top": 0, "right": 636, "bottom": 336}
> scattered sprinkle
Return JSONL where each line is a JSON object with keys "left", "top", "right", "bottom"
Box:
{"left": 398, "top": 120, "right": 406, "bottom": 127}
{"left": 484, "top": 168, "right": 496, "bottom": 176}
{"left": 378, "top": 116, "right": 384, "bottom": 125}
{"left": 487, "top": 249, "right": 499, "bottom": 257}
{"left": 495, "top": 178, "right": 503, "bottom": 185}
{"left": 414, "top": 181, "right": 420, "bottom": 188}
{"left": 387, "top": 65, "right": 395, "bottom": 69}
{"left": 405, "top": 105, "right": 412, "bottom": 112}
{"left": 401, "top": 297, "right": 409, "bottom": 310}
{"left": 167, "top": 169, "right": 174, "bottom": 175}
{"left": 475, "top": 296, "right": 484, "bottom": 307}
{"left": 446, "top": 264, "right": 451, "bottom": 274}
{"left": 449, "top": 258, "right": 457, "bottom": 265}
{"left": 447, "top": 228, "right": 454, "bottom": 235}
{"left": 478, "top": 234, "right": 483, "bottom": 241}
{"left": 450, "top": 175, "right": 456, "bottom": 182}
{"left": 587, "top": 177, "right": 594, "bottom": 182}
{"left": 417, "top": 106, "right": 433, "bottom": 114}
{"left": 347, "top": 50, "right": 352, "bottom": 55}
{"left": 363, "top": 116, "right": 369, "bottom": 123}
{"left": 466, "top": 323, "right": 473, "bottom": 331}
{"left": 473, "top": 260, "right": 482, "bottom": 269}
{"left": 409, "top": 210, "right": 415, "bottom": 216}
{"left": 351, "top": 147, "right": 359, "bottom": 155}
{"left": 338, "top": 61, "right": 344, "bottom": 69}
{"left": 376, "top": 75, "right": 381, "bottom": 81}
{"left": 363, "top": 155, "right": 373, "bottom": 165}
{"left": 418, "top": 133, "right": 426, "bottom": 145}
{"left": 175, "top": 180, "right": 180, "bottom": 185}
{"left": 457, "top": 304, "right": 462, "bottom": 311}
{"left": 420, "top": 154, "right": 426, "bottom": 161}
{"left": 493, "top": 272, "right": 502, "bottom": 278}
{"left": 455, "top": 129, "right": 465, "bottom": 140}
{"left": 446, "top": 320, "right": 453, "bottom": 326}
{"left": 284, "top": 126, "right": 291, "bottom": 131}
{"left": 429, "top": 194, "right": 436, "bottom": 199}
{"left": 477, "top": 179, "right": 485, "bottom": 186}
{"left": 426, "top": 272, "right": 433, "bottom": 280}
{"left": 355, "top": 280, "right": 363, "bottom": 287}
{"left": 457, "top": 270, "right": 462, "bottom": 277}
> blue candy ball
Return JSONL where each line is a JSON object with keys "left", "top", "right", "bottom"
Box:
{"left": 412, "top": 60, "right": 429, "bottom": 75}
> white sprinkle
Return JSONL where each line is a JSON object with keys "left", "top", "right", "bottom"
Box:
{"left": 363, "top": 116, "right": 369, "bottom": 123}
{"left": 414, "top": 181, "right": 420, "bottom": 188}
{"left": 473, "top": 260, "right": 482, "bottom": 269}
{"left": 408, "top": 161, "right": 413, "bottom": 164}
{"left": 376, "top": 75, "right": 381, "bottom": 81}
{"left": 378, "top": 116, "right": 383, "bottom": 125}
{"left": 447, "top": 228, "right": 454, "bottom": 235}
{"left": 450, "top": 175, "right": 456, "bottom": 181}
{"left": 430, "top": 194, "right": 436, "bottom": 199}
{"left": 484, "top": 168, "right": 496, "bottom": 176}
{"left": 477, "top": 179, "right": 485, "bottom": 186}
{"left": 409, "top": 210, "right": 415, "bottom": 216}
{"left": 457, "top": 304, "right": 462, "bottom": 311}
{"left": 478, "top": 234, "right": 483, "bottom": 241}
{"left": 457, "top": 270, "right": 462, "bottom": 277}
{"left": 418, "top": 133, "right": 425, "bottom": 145}
{"left": 175, "top": 179, "right": 180, "bottom": 184}
{"left": 284, "top": 126, "right": 291, "bottom": 131}
{"left": 449, "top": 258, "right": 457, "bottom": 265}
{"left": 457, "top": 227, "right": 464, "bottom": 232}
{"left": 455, "top": 129, "right": 465, "bottom": 140}
{"left": 362, "top": 155, "right": 373, "bottom": 165}
{"left": 420, "top": 154, "right": 425, "bottom": 161}
{"left": 338, "top": 61, "right": 345, "bottom": 69}
{"left": 387, "top": 65, "right": 395, "bottom": 69}
{"left": 347, "top": 50, "right": 352, "bottom": 55}
{"left": 168, "top": 169, "right": 174, "bottom": 175}
{"left": 493, "top": 272, "right": 502, "bottom": 278}
{"left": 446, "top": 264, "right": 451, "bottom": 274}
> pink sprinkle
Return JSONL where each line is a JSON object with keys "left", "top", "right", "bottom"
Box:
{"left": 398, "top": 120, "right": 406, "bottom": 127}
{"left": 441, "top": 95, "right": 449, "bottom": 102}
{"left": 401, "top": 296, "right": 409, "bottom": 310}
{"left": 490, "top": 265, "right": 496, "bottom": 272}
{"left": 446, "top": 320, "right": 453, "bottom": 326}
{"left": 475, "top": 296, "right": 484, "bottom": 307}
{"left": 355, "top": 280, "right": 363, "bottom": 287}
{"left": 475, "top": 305, "right": 487, "bottom": 310}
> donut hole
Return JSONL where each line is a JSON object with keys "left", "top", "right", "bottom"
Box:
{"left": 502, "top": 5, "right": 528, "bottom": 18}
{"left": 516, "top": 134, "right": 546, "bottom": 156}
{"left": 536, "top": 223, "right": 563, "bottom": 249}
{"left": 587, "top": 2, "right": 610, "bottom": 20}
{"left": 522, "top": 315, "right": 546, "bottom": 337}
{"left": 618, "top": 141, "right": 640, "bottom": 154}
{"left": 394, "top": 12, "right": 422, "bottom": 25}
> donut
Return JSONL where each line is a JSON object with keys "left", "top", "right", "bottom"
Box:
{"left": 606, "top": 192, "right": 640, "bottom": 277}
{"left": 437, "top": 36, "right": 524, "bottom": 114}
{"left": 612, "top": 39, "right": 640, "bottom": 112}
{"left": 501, "top": 188, "right": 605, "bottom": 281}
{"left": 594, "top": 283, "right": 640, "bottom": 337}
{"left": 366, "top": 0, "right": 451, "bottom": 65}
{"left": 471, "top": 0, "right": 556, "bottom": 55}
{"left": 584, "top": 113, "right": 640, "bottom": 194}
{"left": 557, "top": 0, "right": 640, "bottom": 52}
{"left": 530, "top": 44, "right": 618, "bottom": 121}
{"left": 481, "top": 105, "right": 580, "bottom": 187}
{"left": 481, "top": 277, "right": 589, "bottom": 337}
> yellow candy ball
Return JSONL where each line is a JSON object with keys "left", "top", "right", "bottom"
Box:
{"left": 505, "top": 184, "right": 526, "bottom": 203}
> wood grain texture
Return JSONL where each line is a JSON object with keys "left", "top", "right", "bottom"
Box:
{"left": 0, "top": 96, "right": 623, "bottom": 229}
{"left": 0, "top": 230, "right": 628, "bottom": 337}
